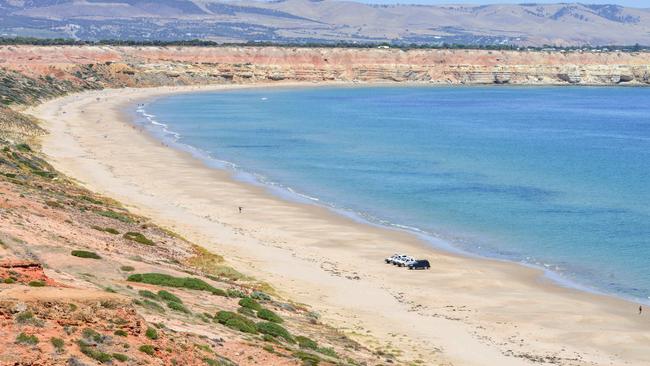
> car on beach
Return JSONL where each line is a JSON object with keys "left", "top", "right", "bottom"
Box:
{"left": 393, "top": 255, "right": 415, "bottom": 267}
{"left": 407, "top": 260, "right": 431, "bottom": 270}
{"left": 385, "top": 254, "right": 407, "bottom": 264}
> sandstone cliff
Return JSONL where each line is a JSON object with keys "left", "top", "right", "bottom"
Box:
{"left": 1, "top": 46, "right": 649, "bottom": 93}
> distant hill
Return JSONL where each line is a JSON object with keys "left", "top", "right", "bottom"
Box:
{"left": 1, "top": 0, "right": 649, "bottom": 46}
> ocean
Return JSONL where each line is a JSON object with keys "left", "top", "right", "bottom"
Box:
{"left": 137, "top": 86, "right": 650, "bottom": 303}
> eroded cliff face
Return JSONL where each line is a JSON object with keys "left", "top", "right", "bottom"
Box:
{"left": 1, "top": 46, "right": 649, "bottom": 90}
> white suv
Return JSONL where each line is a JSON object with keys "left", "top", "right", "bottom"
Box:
{"left": 385, "top": 254, "right": 407, "bottom": 265}
{"left": 393, "top": 255, "right": 415, "bottom": 267}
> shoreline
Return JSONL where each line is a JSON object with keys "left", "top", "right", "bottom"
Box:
{"left": 31, "top": 84, "right": 650, "bottom": 366}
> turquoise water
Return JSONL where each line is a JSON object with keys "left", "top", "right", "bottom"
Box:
{"left": 140, "top": 86, "right": 650, "bottom": 302}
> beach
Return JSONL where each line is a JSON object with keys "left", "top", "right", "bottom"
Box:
{"left": 30, "top": 85, "right": 650, "bottom": 366}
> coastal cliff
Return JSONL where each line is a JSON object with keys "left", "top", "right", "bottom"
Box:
{"left": 1, "top": 46, "right": 649, "bottom": 92}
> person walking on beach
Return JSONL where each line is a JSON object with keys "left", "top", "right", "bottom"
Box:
{"left": 639, "top": 305, "right": 643, "bottom": 315}
{"left": 238, "top": 206, "right": 243, "bottom": 214}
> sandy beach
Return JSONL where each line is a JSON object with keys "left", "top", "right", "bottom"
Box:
{"left": 30, "top": 85, "right": 650, "bottom": 366}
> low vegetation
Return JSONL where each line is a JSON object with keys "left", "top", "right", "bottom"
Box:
{"left": 28, "top": 280, "right": 45, "bottom": 287}
{"left": 237, "top": 306, "right": 255, "bottom": 317}
{"left": 139, "top": 344, "right": 155, "bottom": 356}
{"left": 167, "top": 301, "right": 190, "bottom": 314}
{"left": 127, "top": 273, "right": 226, "bottom": 296}
{"left": 257, "top": 308, "right": 283, "bottom": 323}
{"left": 112, "top": 353, "right": 128, "bottom": 362}
{"left": 79, "top": 343, "right": 112, "bottom": 363}
{"left": 185, "top": 244, "right": 250, "bottom": 282}
{"left": 123, "top": 232, "right": 155, "bottom": 246}
{"left": 296, "top": 336, "right": 318, "bottom": 350}
{"left": 97, "top": 209, "right": 133, "bottom": 223}
{"left": 294, "top": 350, "right": 321, "bottom": 366}
{"left": 16, "top": 332, "right": 39, "bottom": 345}
{"left": 141, "top": 299, "right": 165, "bottom": 312}
{"left": 145, "top": 327, "right": 158, "bottom": 340}
{"left": 71, "top": 250, "right": 102, "bottom": 259}
{"left": 238, "top": 297, "right": 262, "bottom": 311}
{"left": 158, "top": 290, "right": 182, "bottom": 303}
{"left": 51, "top": 337, "right": 65, "bottom": 350}
{"left": 257, "top": 322, "right": 294, "bottom": 343}
{"left": 138, "top": 290, "right": 157, "bottom": 299}
{"left": 92, "top": 225, "right": 120, "bottom": 235}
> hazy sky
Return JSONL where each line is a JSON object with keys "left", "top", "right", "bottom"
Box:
{"left": 355, "top": 0, "right": 650, "bottom": 7}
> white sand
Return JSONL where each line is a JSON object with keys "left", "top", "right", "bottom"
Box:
{"left": 31, "top": 85, "right": 650, "bottom": 366}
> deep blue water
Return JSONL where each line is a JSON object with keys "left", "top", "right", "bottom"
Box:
{"left": 140, "top": 86, "right": 650, "bottom": 302}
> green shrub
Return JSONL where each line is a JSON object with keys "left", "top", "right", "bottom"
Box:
{"left": 81, "top": 195, "right": 103, "bottom": 205}
{"left": 16, "top": 143, "right": 32, "bottom": 152}
{"left": 316, "top": 347, "right": 337, "bottom": 358}
{"left": 139, "top": 344, "right": 155, "bottom": 356}
{"left": 215, "top": 311, "right": 236, "bottom": 324}
{"left": 28, "top": 280, "right": 45, "bottom": 287}
{"left": 203, "top": 358, "right": 223, "bottom": 366}
{"left": 113, "top": 353, "right": 128, "bottom": 362}
{"left": 158, "top": 290, "right": 182, "bottom": 303}
{"left": 81, "top": 328, "right": 104, "bottom": 343}
{"left": 16, "top": 332, "right": 38, "bottom": 345}
{"left": 92, "top": 226, "right": 120, "bottom": 235}
{"left": 237, "top": 306, "right": 255, "bottom": 317}
{"left": 142, "top": 299, "right": 165, "bottom": 312}
{"left": 127, "top": 273, "right": 224, "bottom": 295}
{"left": 195, "top": 343, "right": 213, "bottom": 353}
{"left": 145, "top": 327, "right": 158, "bottom": 340}
{"left": 294, "top": 351, "right": 320, "bottom": 366}
{"left": 262, "top": 334, "right": 277, "bottom": 343}
{"left": 97, "top": 210, "right": 133, "bottom": 223}
{"left": 210, "top": 288, "right": 227, "bottom": 297}
{"left": 215, "top": 311, "right": 257, "bottom": 333}
{"left": 251, "top": 291, "right": 271, "bottom": 301}
{"left": 123, "top": 232, "right": 154, "bottom": 246}
{"left": 256, "top": 322, "right": 294, "bottom": 343}
{"left": 80, "top": 344, "right": 112, "bottom": 363}
{"left": 51, "top": 337, "right": 65, "bottom": 350}
{"left": 227, "top": 289, "right": 246, "bottom": 298}
{"left": 225, "top": 317, "right": 257, "bottom": 334}
{"left": 114, "top": 330, "right": 128, "bottom": 337}
{"left": 16, "top": 311, "right": 34, "bottom": 323}
{"left": 257, "top": 308, "right": 283, "bottom": 323}
{"left": 296, "top": 336, "right": 317, "bottom": 350}
{"left": 238, "top": 297, "right": 262, "bottom": 311}
{"left": 139, "top": 290, "right": 159, "bottom": 300}
{"left": 4, "top": 277, "right": 15, "bottom": 284}
{"left": 71, "top": 250, "right": 101, "bottom": 259}
{"left": 120, "top": 265, "right": 135, "bottom": 271}
{"left": 167, "top": 301, "right": 190, "bottom": 314}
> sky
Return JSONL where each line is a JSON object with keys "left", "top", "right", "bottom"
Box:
{"left": 354, "top": 0, "right": 650, "bottom": 7}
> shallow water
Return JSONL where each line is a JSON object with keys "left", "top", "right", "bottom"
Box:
{"left": 141, "top": 86, "right": 650, "bottom": 302}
